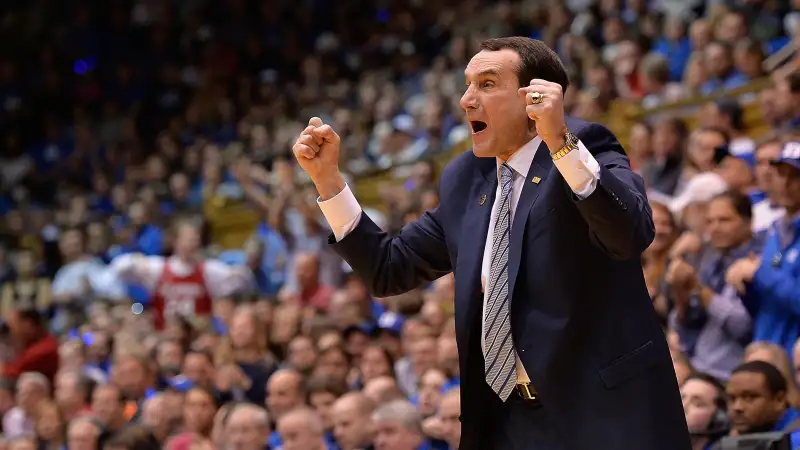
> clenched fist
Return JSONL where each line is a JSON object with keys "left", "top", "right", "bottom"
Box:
{"left": 518, "top": 79, "right": 568, "bottom": 151}
{"left": 292, "top": 117, "right": 345, "bottom": 199}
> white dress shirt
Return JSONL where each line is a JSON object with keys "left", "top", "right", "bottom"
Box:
{"left": 319, "top": 136, "right": 601, "bottom": 384}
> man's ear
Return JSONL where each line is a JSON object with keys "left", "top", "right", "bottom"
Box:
{"left": 774, "top": 390, "right": 788, "bottom": 411}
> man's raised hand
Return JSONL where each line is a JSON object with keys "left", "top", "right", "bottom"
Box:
{"left": 292, "top": 117, "right": 345, "bottom": 199}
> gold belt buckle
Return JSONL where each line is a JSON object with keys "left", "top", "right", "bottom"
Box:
{"left": 516, "top": 383, "right": 537, "bottom": 400}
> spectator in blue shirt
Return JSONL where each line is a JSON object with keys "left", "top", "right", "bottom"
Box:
{"left": 652, "top": 16, "right": 692, "bottom": 82}
{"left": 724, "top": 361, "right": 800, "bottom": 438}
{"left": 701, "top": 41, "right": 749, "bottom": 95}
{"left": 731, "top": 141, "right": 800, "bottom": 360}
{"left": 120, "top": 201, "right": 163, "bottom": 256}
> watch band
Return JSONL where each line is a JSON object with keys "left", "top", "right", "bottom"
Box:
{"left": 551, "top": 131, "right": 579, "bottom": 161}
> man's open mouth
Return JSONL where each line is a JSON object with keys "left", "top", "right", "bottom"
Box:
{"left": 470, "top": 121, "right": 487, "bottom": 134}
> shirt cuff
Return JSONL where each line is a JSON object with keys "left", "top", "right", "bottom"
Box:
{"left": 552, "top": 140, "right": 601, "bottom": 199}
{"left": 317, "top": 183, "right": 362, "bottom": 242}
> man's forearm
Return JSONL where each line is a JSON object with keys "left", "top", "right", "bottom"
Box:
{"left": 314, "top": 173, "right": 346, "bottom": 201}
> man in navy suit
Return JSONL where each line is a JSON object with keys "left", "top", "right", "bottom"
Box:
{"left": 292, "top": 37, "right": 691, "bottom": 450}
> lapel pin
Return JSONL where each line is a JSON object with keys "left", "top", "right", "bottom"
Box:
{"left": 532, "top": 176, "right": 541, "bottom": 184}
{"left": 479, "top": 194, "right": 487, "bottom": 205}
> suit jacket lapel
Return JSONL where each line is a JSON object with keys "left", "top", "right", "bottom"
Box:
{"left": 454, "top": 158, "right": 496, "bottom": 369}
{"left": 507, "top": 140, "right": 553, "bottom": 300}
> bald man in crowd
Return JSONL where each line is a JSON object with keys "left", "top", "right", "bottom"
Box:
{"left": 332, "top": 392, "right": 377, "bottom": 450}
{"left": 140, "top": 393, "right": 172, "bottom": 445}
{"left": 363, "top": 377, "right": 405, "bottom": 407}
{"left": 226, "top": 403, "right": 272, "bottom": 450}
{"left": 266, "top": 369, "right": 305, "bottom": 448}
{"left": 266, "top": 369, "right": 304, "bottom": 421}
{"left": 278, "top": 408, "right": 328, "bottom": 450}
{"left": 67, "top": 417, "right": 101, "bottom": 450}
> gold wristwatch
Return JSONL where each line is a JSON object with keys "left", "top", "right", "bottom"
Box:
{"left": 551, "top": 131, "right": 579, "bottom": 161}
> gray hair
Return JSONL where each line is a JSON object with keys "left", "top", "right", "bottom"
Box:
{"left": 372, "top": 400, "right": 422, "bottom": 434}
{"left": 227, "top": 403, "right": 271, "bottom": 429}
{"left": 68, "top": 417, "right": 101, "bottom": 436}
{"left": 18, "top": 372, "right": 50, "bottom": 392}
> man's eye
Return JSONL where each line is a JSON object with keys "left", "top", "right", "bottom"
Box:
{"left": 482, "top": 81, "right": 494, "bottom": 88}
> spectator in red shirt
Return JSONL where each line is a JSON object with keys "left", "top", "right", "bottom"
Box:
{"left": 294, "top": 252, "right": 333, "bottom": 312}
{"left": 2, "top": 308, "right": 59, "bottom": 382}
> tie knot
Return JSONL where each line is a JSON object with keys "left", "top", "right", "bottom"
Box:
{"left": 500, "top": 163, "right": 514, "bottom": 183}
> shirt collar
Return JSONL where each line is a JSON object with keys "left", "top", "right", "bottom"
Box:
{"left": 496, "top": 136, "right": 542, "bottom": 180}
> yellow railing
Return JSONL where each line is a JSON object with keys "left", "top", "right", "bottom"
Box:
{"left": 354, "top": 77, "right": 773, "bottom": 209}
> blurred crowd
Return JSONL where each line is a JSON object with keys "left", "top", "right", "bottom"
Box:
{"left": 0, "top": 0, "right": 799, "bottom": 449}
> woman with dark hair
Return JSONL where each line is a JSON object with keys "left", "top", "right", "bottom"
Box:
{"left": 358, "top": 344, "right": 396, "bottom": 386}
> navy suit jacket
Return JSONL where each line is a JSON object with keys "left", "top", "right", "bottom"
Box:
{"left": 331, "top": 117, "right": 691, "bottom": 449}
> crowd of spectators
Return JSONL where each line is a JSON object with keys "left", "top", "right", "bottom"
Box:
{"left": 0, "top": 0, "right": 798, "bottom": 449}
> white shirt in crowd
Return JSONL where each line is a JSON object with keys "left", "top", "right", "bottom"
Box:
{"left": 53, "top": 258, "right": 127, "bottom": 301}
{"left": 109, "top": 254, "right": 253, "bottom": 298}
{"left": 2, "top": 406, "right": 34, "bottom": 440}
{"left": 318, "top": 136, "right": 602, "bottom": 383}
{"left": 752, "top": 199, "right": 786, "bottom": 233}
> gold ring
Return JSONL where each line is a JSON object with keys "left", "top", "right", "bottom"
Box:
{"left": 527, "top": 92, "right": 544, "bottom": 104}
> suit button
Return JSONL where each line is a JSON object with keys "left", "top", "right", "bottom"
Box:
{"left": 622, "top": 204, "right": 628, "bottom": 211}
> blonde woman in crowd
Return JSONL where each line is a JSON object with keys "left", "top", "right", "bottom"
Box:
{"left": 214, "top": 304, "right": 278, "bottom": 405}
